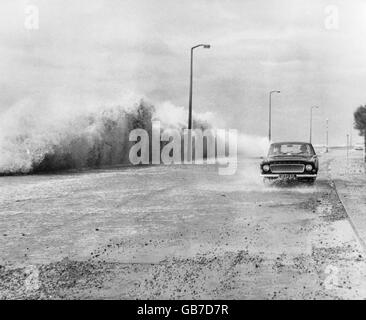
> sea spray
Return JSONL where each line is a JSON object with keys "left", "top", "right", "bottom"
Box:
{"left": 0, "top": 96, "right": 268, "bottom": 175}
{"left": 0, "top": 99, "right": 211, "bottom": 174}
{"left": 0, "top": 100, "right": 154, "bottom": 174}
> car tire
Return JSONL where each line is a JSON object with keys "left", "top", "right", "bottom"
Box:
{"left": 263, "top": 177, "right": 276, "bottom": 185}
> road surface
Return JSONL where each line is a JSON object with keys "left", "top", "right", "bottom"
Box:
{"left": 1, "top": 151, "right": 366, "bottom": 299}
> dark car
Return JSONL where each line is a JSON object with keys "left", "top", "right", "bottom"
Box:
{"left": 260, "top": 142, "right": 319, "bottom": 183}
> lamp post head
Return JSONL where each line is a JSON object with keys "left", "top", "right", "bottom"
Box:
{"left": 192, "top": 44, "right": 211, "bottom": 50}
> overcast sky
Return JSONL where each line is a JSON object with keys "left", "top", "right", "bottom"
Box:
{"left": 1, "top": 0, "right": 366, "bottom": 145}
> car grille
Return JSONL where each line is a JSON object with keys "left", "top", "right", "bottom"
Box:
{"left": 270, "top": 164, "right": 305, "bottom": 173}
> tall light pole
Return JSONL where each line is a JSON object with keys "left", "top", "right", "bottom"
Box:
{"left": 310, "top": 106, "right": 319, "bottom": 144}
{"left": 346, "top": 134, "right": 350, "bottom": 165}
{"left": 187, "top": 44, "right": 210, "bottom": 162}
{"left": 188, "top": 44, "right": 210, "bottom": 130}
{"left": 325, "top": 118, "right": 329, "bottom": 153}
{"left": 268, "top": 90, "right": 280, "bottom": 142}
{"left": 350, "top": 124, "right": 353, "bottom": 148}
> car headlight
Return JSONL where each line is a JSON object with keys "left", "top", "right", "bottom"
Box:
{"left": 263, "top": 164, "right": 270, "bottom": 172}
{"left": 305, "top": 164, "right": 313, "bottom": 171}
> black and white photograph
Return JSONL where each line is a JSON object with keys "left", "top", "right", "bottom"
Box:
{"left": 1, "top": 0, "right": 366, "bottom": 306}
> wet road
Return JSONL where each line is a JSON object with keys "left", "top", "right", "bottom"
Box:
{"left": 1, "top": 154, "right": 366, "bottom": 299}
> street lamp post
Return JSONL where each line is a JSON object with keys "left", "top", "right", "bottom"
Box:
{"left": 268, "top": 90, "right": 280, "bottom": 142}
{"left": 187, "top": 44, "right": 210, "bottom": 162}
{"left": 325, "top": 118, "right": 329, "bottom": 153}
{"left": 188, "top": 44, "right": 211, "bottom": 130}
{"left": 350, "top": 125, "right": 353, "bottom": 148}
{"left": 346, "top": 134, "right": 350, "bottom": 166}
{"left": 310, "top": 106, "right": 319, "bottom": 144}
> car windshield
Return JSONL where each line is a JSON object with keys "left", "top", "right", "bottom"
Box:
{"left": 268, "top": 143, "right": 314, "bottom": 156}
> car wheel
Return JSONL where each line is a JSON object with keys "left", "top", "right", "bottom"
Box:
{"left": 263, "top": 177, "right": 276, "bottom": 185}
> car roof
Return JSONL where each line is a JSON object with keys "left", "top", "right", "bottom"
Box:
{"left": 270, "top": 141, "right": 312, "bottom": 145}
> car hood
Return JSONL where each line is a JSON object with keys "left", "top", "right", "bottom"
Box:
{"left": 264, "top": 155, "right": 314, "bottom": 162}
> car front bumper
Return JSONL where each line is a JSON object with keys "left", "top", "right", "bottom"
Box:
{"left": 260, "top": 174, "right": 317, "bottom": 178}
